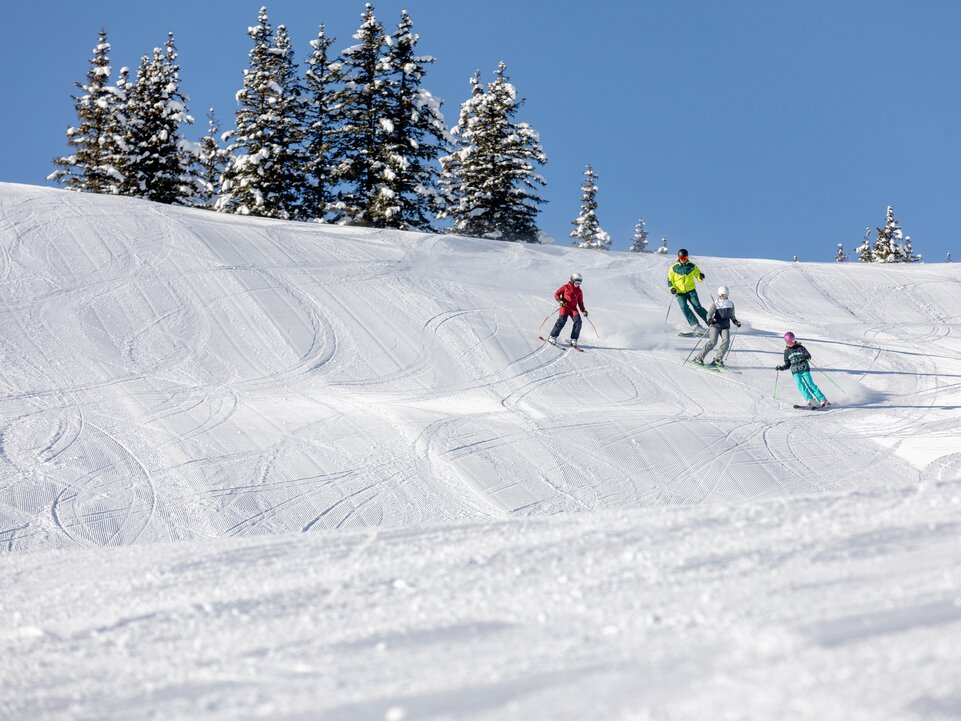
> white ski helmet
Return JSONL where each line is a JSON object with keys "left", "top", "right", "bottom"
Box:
{"left": 570, "top": 272, "right": 583, "bottom": 283}
{"left": 717, "top": 286, "right": 729, "bottom": 297}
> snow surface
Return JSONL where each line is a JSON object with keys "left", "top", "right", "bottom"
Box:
{"left": 1, "top": 182, "right": 960, "bottom": 720}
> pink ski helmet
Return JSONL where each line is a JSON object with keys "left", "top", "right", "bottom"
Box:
{"left": 783, "top": 331, "right": 796, "bottom": 344}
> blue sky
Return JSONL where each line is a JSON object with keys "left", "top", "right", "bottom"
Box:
{"left": 3, "top": 0, "right": 959, "bottom": 262}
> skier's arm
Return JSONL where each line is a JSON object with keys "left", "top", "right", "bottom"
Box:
{"left": 706, "top": 304, "right": 717, "bottom": 326}
{"left": 694, "top": 264, "right": 705, "bottom": 281}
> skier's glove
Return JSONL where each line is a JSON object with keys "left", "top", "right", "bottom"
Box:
{"left": 582, "top": 310, "right": 588, "bottom": 317}
{"left": 734, "top": 320, "right": 741, "bottom": 327}
{"left": 670, "top": 287, "right": 678, "bottom": 295}
{"left": 558, "top": 299, "right": 567, "bottom": 306}
{"left": 698, "top": 273, "right": 705, "bottom": 281}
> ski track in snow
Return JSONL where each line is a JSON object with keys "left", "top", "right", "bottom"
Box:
{"left": 1, "top": 184, "right": 961, "bottom": 720}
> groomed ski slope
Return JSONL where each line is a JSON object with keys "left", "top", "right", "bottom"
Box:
{"left": 2, "top": 183, "right": 960, "bottom": 720}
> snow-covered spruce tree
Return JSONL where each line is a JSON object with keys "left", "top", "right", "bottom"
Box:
{"left": 836, "top": 243, "right": 848, "bottom": 262}
{"left": 439, "top": 62, "right": 547, "bottom": 243}
{"left": 904, "top": 236, "right": 921, "bottom": 262}
{"left": 303, "top": 25, "right": 341, "bottom": 221}
{"left": 368, "top": 10, "right": 450, "bottom": 230}
{"left": 121, "top": 34, "right": 195, "bottom": 203}
{"left": 630, "top": 218, "right": 649, "bottom": 253}
{"left": 50, "top": 29, "right": 127, "bottom": 193}
{"left": 570, "top": 165, "right": 610, "bottom": 250}
{"left": 855, "top": 227, "right": 873, "bottom": 262}
{"left": 218, "top": 9, "right": 308, "bottom": 219}
{"left": 194, "top": 109, "right": 228, "bottom": 208}
{"left": 872, "top": 205, "right": 903, "bottom": 262}
{"left": 328, "top": 4, "right": 391, "bottom": 225}
{"left": 654, "top": 236, "right": 669, "bottom": 254}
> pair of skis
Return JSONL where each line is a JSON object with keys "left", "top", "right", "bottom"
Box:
{"left": 686, "top": 360, "right": 741, "bottom": 375}
{"left": 538, "top": 336, "right": 585, "bottom": 352}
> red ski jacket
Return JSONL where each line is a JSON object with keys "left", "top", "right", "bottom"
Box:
{"left": 554, "top": 282, "right": 585, "bottom": 317}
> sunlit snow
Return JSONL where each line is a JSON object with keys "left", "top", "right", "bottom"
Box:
{"left": 1, "top": 183, "right": 960, "bottom": 720}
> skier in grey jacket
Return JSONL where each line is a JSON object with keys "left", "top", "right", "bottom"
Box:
{"left": 692, "top": 286, "right": 741, "bottom": 368}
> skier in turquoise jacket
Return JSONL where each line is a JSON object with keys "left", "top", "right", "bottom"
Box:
{"left": 776, "top": 332, "right": 829, "bottom": 407}
{"left": 667, "top": 248, "right": 708, "bottom": 333}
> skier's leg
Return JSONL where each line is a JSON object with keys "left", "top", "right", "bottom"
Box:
{"left": 570, "top": 315, "right": 583, "bottom": 341}
{"left": 793, "top": 372, "right": 815, "bottom": 402}
{"left": 695, "top": 326, "right": 719, "bottom": 361}
{"left": 549, "top": 314, "right": 569, "bottom": 339}
{"left": 798, "top": 371, "right": 826, "bottom": 402}
{"left": 676, "top": 292, "right": 698, "bottom": 326}
{"left": 688, "top": 292, "right": 709, "bottom": 324}
{"left": 714, "top": 328, "right": 731, "bottom": 362}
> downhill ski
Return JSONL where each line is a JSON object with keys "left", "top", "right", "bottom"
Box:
{"left": 539, "top": 336, "right": 584, "bottom": 352}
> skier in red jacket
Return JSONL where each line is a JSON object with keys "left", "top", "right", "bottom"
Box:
{"left": 548, "top": 273, "right": 588, "bottom": 347}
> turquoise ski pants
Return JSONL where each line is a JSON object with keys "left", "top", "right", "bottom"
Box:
{"left": 793, "top": 370, "right": 826, "bottom": 403}
{"left": 675, "top": 290, "right": 708, "bottom": 326}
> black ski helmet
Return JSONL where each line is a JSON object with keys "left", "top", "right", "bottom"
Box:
{"left": 677, "top": 248, "right": 689, "bottom": 258}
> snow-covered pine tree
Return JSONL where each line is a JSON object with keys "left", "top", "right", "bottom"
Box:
{"left": 218, "top": 9, "right": 308, "bottom": 219}
{"left": 629, "top": 219, "right": 649, "bottom": 253}
{"left": 654, "top": 236, "right": 669, "bottom": 254}
{"left": 855, "top": 227, "right": 873, "bottom": 262}
{"left": 570, "top": 165, "right": 610, "bottom": 250}
{"left": 369, "top": 10, "right": 450, "bottom": 230}
{"left": 439, "top": 62, "right": 547, "bottom": 243}
{"left": 50, "top": 30, "right": 126, "bottom": 193}
{"left": 329, "top": 4, "right": 391, "bottom": 225}
{"left": 194, "top": 109, "right": 228, "bottom": 208}
{"left": 303, "top": 25, "right": 341, "bottom": 221}
{"left": 904, "top": 236, "right": 921, "bottom": 262}
{"left": 872, "top": 205, "right": 903, "bottom": 262}
{"left": 121, "top": 34, "right": 195, "bottom": 204}
{"left": 836, "top": 243, "right": 848, "bottom": 262}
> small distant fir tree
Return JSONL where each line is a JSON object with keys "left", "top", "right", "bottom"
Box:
{"left": 194, "top": 109, "right": 228, "bottom": 208}
{"left": 439, "top": 62, "right": 547, "bottom": 243}
{"left": 948, "top": 252, "right": 953, "bottom": 263}
{"left": 855, "top": 227, "right": 873, "bottom": 262}
{"left": 654, "top": 236, "right": 669, "bottom": 254}
{"left": 835, "top": 243, "right": 848, "bottom": 262}
{"left": 570, "top": 165, "right": 610, "bottom": 250}
{"left": 50, "top": 30, "right": 128, "bottom": 194}
{"left": 218, "top": 8, "right": 307, "bottom": 219}
{"left": 629, "top": 219, "right": 649, "bottom": 253}
{"left": 855, "top": 205, "right": 921, "bottom": 263}
{"left": 120, "top": 34, "right": 196, "bottom": 204}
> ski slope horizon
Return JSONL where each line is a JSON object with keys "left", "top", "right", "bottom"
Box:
{"left": 2, "top": 182, "right": 961, "bottom": 720}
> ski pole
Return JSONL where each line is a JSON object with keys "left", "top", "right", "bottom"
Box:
{"left": 684, "top": 334, "right": 705, "bottom": 363}
{"left": 810, "top": 364, "right": 845, "bottom": 393}
{"left": 664, "top": 298, "right": 673, "bottom": 324}
{"left": 727, "top": 327, "right": 738, "bottom": 359}
{"left": 773, "top": 370, "right": 779, "bottom": 399}
{"left": 585, "top": 315, "right": 600, "bottom": 339}
{"left": 538, "top": 308, "right": 559, "bottom": 330}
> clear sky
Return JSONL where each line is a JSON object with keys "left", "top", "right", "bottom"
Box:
{"left": 3, "top": 0, "right": 959, "bottom": 262}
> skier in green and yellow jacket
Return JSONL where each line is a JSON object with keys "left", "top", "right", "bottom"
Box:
{"left": 668, "top": 248, "right": 708, "bottom": 333}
